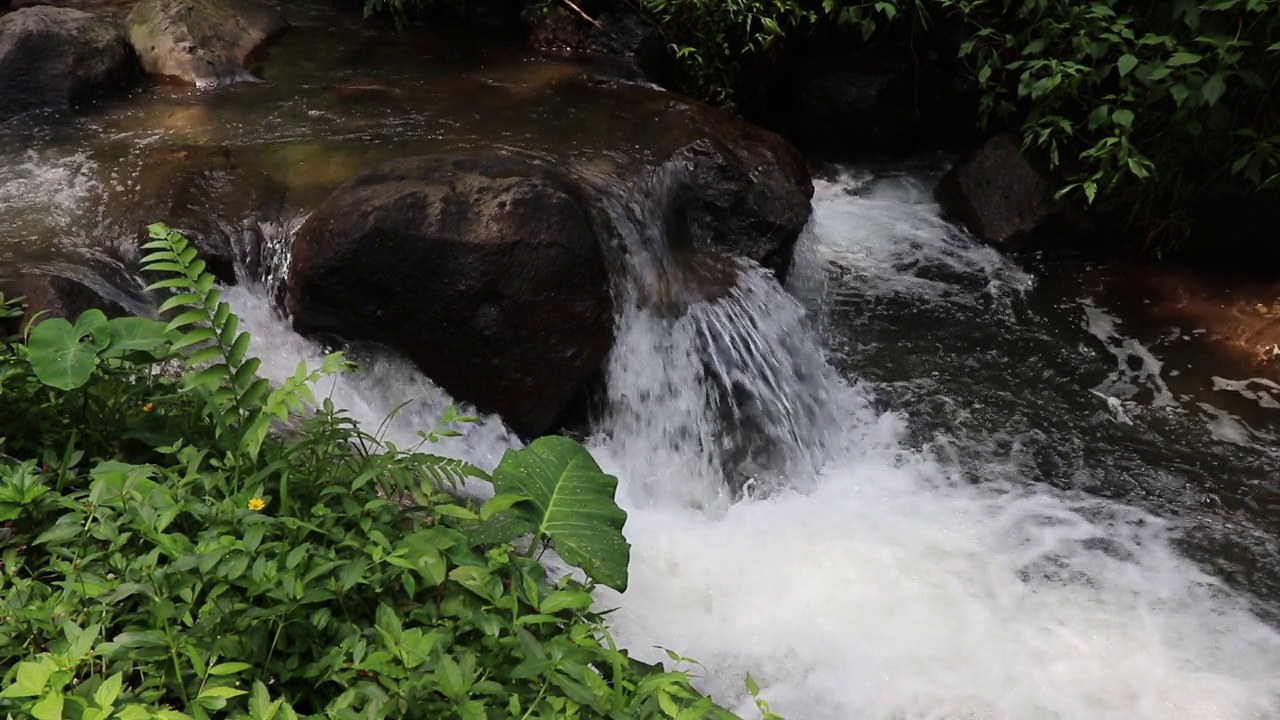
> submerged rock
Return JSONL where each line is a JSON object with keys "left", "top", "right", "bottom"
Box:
{"left": 8, "top": 271, "right": 129, "bottom": 332}
{"left": 126, "top": 144, "right": 284, "bottom": 284}
{"left": 287, "top": 154, "right": 615, "bottom": 439}
{"left": 125, "top": 0, "right": 288, "bottom": 86}
{"left": 934, "top": 132, "right": 1057, "bottom": 250}
{"left": 0, "top": 7, "right": 138, "bottom": 120}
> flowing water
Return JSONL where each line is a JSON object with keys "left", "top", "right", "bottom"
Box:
{"left": 4, "top": 6, "right": 1280, "bottom": 717}
{"left": 221, "top": 165, "right": 1280, "bottom": 718}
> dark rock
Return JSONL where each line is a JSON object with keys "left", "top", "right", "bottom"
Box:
{"left": 285, "top": 80, "right": 812, "bottom": 438}
{"left": 125, "top": 144, "right": 285, "bottom": 284}
{"left": 287, "top": 154, "right": 615, "bottom": 439}
{"left": 527, "top": 0, "right": 667, "bottom": 81}
{"left": 0, "top": 7, "right": 138, "bottom": 120}
{"left": 11, "top": 271, "right": 128, "bottom": 332}
{"left": 742, "top": 31, "right": 978, "bottom": 159}
{"left": 934, "top": 132, "right": 1057, "bottom": 250}
{"left": 125, "top": 0, "right": 288, "bottom": 86}
{"left": 543, "top": 79, "right": 811, "bottom": 277}
{"left": 662, "top": 136, "right": 810, "bottom": 277}
{"left": 607, "top": 82, "right": 814, "bottom": 277}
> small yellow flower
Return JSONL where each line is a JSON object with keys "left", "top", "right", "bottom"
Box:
{"left": 141, "top": 402, "right": 155, "bottom": 413}
{"left": 247, "top": 497, "right": 267, "bottom": 512}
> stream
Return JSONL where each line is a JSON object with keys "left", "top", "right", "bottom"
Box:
{"left": 3, "top": 4, "right": 1280, "bottom": 717}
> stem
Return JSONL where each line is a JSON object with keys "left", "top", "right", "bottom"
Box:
{"left": 166, "top": 622, "right": 190, "bottom": 706}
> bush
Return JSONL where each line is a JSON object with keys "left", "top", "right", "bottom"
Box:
{"left": 0, "top": 225, "right": 770, "bottom": 719}
{"left": 609, "top": 0, "right": 1280, "bottom": 242}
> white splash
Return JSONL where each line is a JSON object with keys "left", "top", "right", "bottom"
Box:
{"left": 220, "top": 167, "right": 1280, "bottom": 720}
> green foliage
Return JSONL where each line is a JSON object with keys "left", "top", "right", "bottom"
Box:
{"left": 491, "top": 436, "right": 630, "bottom": 592}
{"left": 25, "top": 310, "right": 172, "bottom": 391}
{"left": 941, "top": 0, "right": 1280, "bottom": 240}
{"left": 622, "top": 0, "right": 1280, "bottom": 241}
{"left": 0, "top": 227, "right": 766, "bottom": 719}
{"left": 642, "top": 0, "right": 819, "bottom": 107}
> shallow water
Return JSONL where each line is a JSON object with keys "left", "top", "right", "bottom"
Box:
{"left": 3, "top": 9, "right": 1280, "bottom": 716}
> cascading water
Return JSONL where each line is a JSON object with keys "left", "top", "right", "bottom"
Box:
{"left": 212, "top": 164, "right": 1280, "bottom": 719}
{"left": 581, "top": 164, "right": 844, "bottom": 507}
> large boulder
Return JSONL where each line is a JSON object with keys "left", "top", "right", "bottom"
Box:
{"left": 286, "top": 80, "right": 812, "bottom": 439}
{"left": 933, "top": 132, "right": 1057, "bottom": 250}
{"left": 125, "top": 0, "right": 287, "bottom": 86}
{"left": 286, "top": 154, "right": 615, "bottom": 439}
{"left": 0, "top": 7, "right": 138, "bottom": 120}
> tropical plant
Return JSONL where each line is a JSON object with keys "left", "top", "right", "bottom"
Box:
{"left": 0, "top": 225, "right": 765, "bottom": 719}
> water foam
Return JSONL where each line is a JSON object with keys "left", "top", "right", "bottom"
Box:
{"left": 220, "top": 167, "right": 1280, "bottom": 720}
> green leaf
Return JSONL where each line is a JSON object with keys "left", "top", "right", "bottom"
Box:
{"left": 541, "top": 589, "right": 593, "bottom": 614}
{"left": 480, "top": 493, "right": 527, "bottom": 520}
{"left": 1201, "top": 71, "right": 1226, "bottom": 106}
{"left": 1116, "top": 53, "right": 1138, "bottom": 76}
{"left": 103, "top": 317, "right": 171, "bottom": 358}
{"left": 0, "top": 658, "right": 56, "bottom": 698}
{"left": 208, "top": 662, "right": 253, "bottom": 676}
{"left": 435, "top": 653, "right": 468, "bottom": 700}
{"left": 1167, "top": 51, "right": 1202, "bottom": 66}
{"left": 31, "top": 692, "right": 64, "bottom": 720}
{"left": 1112, "top": 108, "right": 1135, "bottom": 127}
{"left": 93, "top": 673, "right": 123, "bottom": 708}
{"left": 26, "top": 311, "right": 110, "bottom": 390}
{"left": 468, "top": 515, "right": 537, "bottom": 547}
{"left": 491, "top": 437, "right": 630, "bottom": 591}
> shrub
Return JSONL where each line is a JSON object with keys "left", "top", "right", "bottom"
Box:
{"left": 0, "top": 225, "right": 766, "bottom": 719}
{"left": 601, "top": 0, "right": 1280, "bottom": 242}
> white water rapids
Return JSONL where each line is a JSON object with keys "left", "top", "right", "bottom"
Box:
{"left": 219, "top": 170, "right": 1280, "bottom": 719}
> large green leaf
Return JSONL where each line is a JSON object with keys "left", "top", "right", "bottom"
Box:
{"left": 492, "top": 436, "right": 630, "bottom": 591}
{"left": 26, "top": 310, "right": 110, "bottom": 390}
{"left": 102, "top": 316, "right": 172, "bottom": 358}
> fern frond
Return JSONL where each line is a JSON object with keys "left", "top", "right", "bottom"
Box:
{"left": 142, "top": 223, "right": 259, "bottom": 433}
{"left": 409, "top": 453, "right": 490, "bottom": 490}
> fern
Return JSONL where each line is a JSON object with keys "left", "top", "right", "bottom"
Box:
{"left": 139, "top": 223, "right": 349, "bottom": 462}
{"left": 141, "top": 224, "right": 268, "bottom": 434}
{"left": 139, "top": 224, "right": 486, "bottom": 491}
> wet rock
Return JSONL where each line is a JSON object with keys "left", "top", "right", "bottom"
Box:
{"left": 10, "top": 271, "right": 128, "bottom": 332}
{"left": 126, "top": 144, "right": 285, "bottom": 283}
{"left": 933, "top": 132, "right": 1057, "bottom": 250}
{"left": 661, "top": 136, "right": 810, "bottom": 277}
{"left": 526, "top": 0, "right": 667, "bottom": 81}
{"left": 742, "top": 32, "right": 978, "bottom": 159}
{"left": 593, "top": 82, "right": 812, "bottom": 277}
{"left": 125, "top": 0, "right": 288, "bottom": 86}
{"left": 0, "top": 7, "right": 138, "bottom": 120}
{"left": 287, "top": 153, "right": 615, "bottom": 439}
